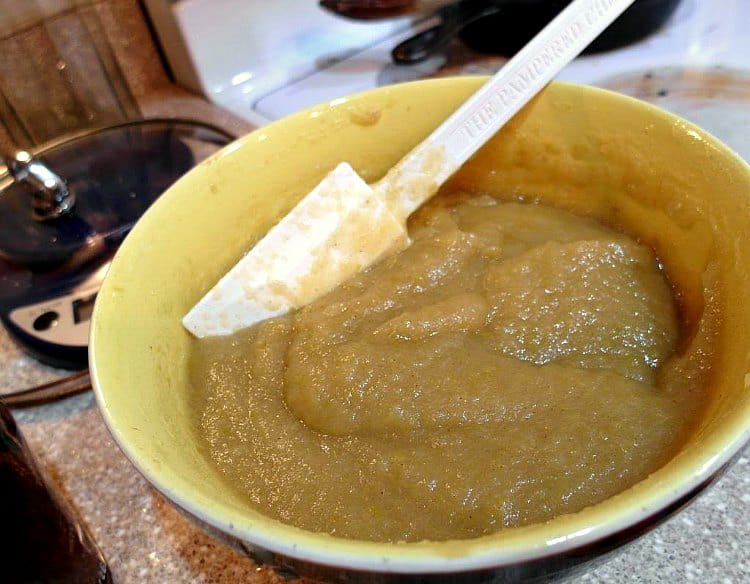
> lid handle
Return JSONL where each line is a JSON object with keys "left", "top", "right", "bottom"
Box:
{"left": 3, "top": 150, "right": 76, "bottom": 221}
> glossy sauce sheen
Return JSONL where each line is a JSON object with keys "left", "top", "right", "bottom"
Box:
{"left": 190, "top": 195, "right": 708, "bottom": 543}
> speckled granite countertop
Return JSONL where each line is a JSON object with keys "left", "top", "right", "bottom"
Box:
{"left": 3, "top": 318, "right": 749, "bottom": 583}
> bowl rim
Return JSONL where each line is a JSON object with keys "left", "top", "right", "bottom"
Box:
{"left": 91, "top": 78, "right": 750, "bottom": 574}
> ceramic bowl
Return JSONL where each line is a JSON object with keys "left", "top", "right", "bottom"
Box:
{"left": 91, "top": 78, "right": 750, "bottom": 582}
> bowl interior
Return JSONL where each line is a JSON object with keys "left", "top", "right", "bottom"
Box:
{"left": 91, "top": 78, "right": 750, "bottom": 571}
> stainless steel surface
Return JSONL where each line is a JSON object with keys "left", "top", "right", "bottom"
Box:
{"left": 4, "top": 150, "right": 75, "bottom": 220}
{"left": 7, "top": 271, "right": 102, "bottom": 350}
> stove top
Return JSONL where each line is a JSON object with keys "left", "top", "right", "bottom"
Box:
{"left": 148, "top": 0, "right": 749, "bottom": 159}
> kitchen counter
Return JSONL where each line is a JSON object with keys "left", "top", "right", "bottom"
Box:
{"left": 1, "top": 0, "right": 747, "bottom": 581}
{"left": 4, "top": 318, "right": 749, "bottom": 582}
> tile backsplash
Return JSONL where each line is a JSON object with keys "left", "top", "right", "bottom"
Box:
{"left": 0, "top": 0, "right": 93, "bottom": 37}
{"left": 0, "top": 0, "right": 149, "bottom": 152}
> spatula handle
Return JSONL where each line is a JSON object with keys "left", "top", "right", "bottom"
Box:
{"left": 385, "top": 0, "right": 636, "bottom": 221}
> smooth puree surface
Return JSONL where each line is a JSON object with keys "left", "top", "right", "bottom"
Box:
{"left": 190, "top": 194, "right": 706, "bottom": 543}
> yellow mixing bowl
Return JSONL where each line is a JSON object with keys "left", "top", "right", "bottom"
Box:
{"left": 91, "top": 78, "right": 750, "bottom": 582}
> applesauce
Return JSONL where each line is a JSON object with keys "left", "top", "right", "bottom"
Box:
{"left": 190, "top": 194, "right": 712, "bottom": 543}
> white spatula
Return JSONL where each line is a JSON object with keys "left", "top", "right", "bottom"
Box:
{"left": 184, "top": 0, "right": 635, "bottom": 338}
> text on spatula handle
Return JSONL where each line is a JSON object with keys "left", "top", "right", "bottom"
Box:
{"left": 446, "top": 0, "right": 627, "bottom": 161}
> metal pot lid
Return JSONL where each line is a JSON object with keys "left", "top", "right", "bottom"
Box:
{"left": 0, "top": 119, "right": 231, "bottom": 269}
{"left": 0, "top": 118, "right": 234, "bottom": 399}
